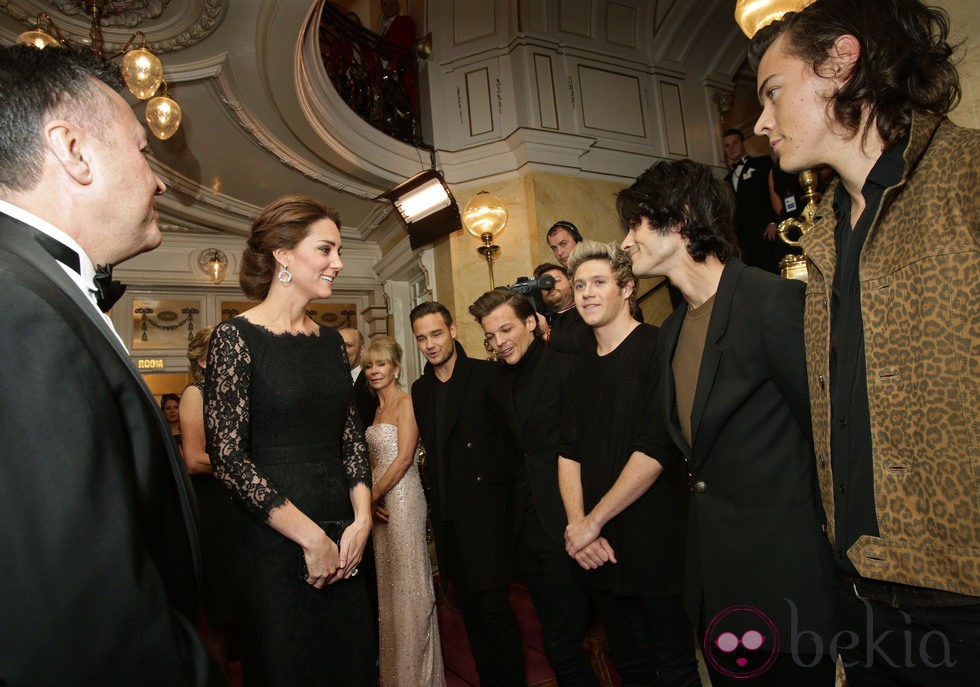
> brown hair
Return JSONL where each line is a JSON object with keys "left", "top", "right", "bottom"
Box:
{"left": 186, "top": 326, "right": 214, "bottom": 381}
{"left": 748, "top": 0, "right": 960, "bottom": 147}
{"left": 468, "top": 289, "right": 537, "bottom": 325}
{"left": 239, "top": 195, "right": 341, "bottom": 300}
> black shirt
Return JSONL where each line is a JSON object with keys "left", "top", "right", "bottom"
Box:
{"left": 829, "top": 139, "right": 907, "bottom": 575}
{"left": 559, "top": 324, "right": 687, "bottom": 596}
{"left": 547, "top": 307, "right": 595, "bottom": 355}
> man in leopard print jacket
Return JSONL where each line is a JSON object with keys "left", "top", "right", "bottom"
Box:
{"left": 749, "top": 0, "right": 978, "bottom": 684}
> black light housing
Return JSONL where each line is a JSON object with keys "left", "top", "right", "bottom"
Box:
{"left": 380, "top": 169, "right": 462, "bottom": 250}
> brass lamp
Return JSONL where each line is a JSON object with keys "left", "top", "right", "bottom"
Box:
{"left": 462, "top": 191, "right": 508, "bottom": 288}
{"left": 16, "top": 2, "right": 181, "bottom": 140}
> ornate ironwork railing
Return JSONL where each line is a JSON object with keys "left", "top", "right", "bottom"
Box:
{"left": 319, "top": 2, "right": 423, "bottom": 146}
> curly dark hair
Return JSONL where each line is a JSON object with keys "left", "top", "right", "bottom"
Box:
{"left": 239, "top": 195, "right": 341, "bottom": 300}
{"left": 748, "top": 0, "right": 961, "bottom": 147}
{"left": 0, "top": 45, "right": 122, "bottom": 193}
{"left": 616, "top": 159, "right": 738, "bottom": 264}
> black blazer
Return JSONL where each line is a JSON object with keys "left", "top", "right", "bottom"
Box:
{"left": 659, "top": 259, "right": 836, "bottom": 648}
{"left": 0, "top": 214, "right": 220, "bottom": 684}
{"left": 352, "top": 367, "right": 379, "bottom": 429}
{"left": 411, "top": 341, "right": 518, "bottom": 593}
{"left": 495, "top": 340, "right": 572, "bottom": 547}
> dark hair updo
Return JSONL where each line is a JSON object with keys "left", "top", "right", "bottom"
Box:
{"left": 239, "top": 195, "right": 341, "bottom": 300}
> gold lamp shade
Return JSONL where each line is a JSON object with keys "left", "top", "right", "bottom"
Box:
{"left": 17, "top": 28, "right": 60, "bottom": 49}
{"left": 462, "top": 191, "right": 508, "bottom": 240}
{"left": 734, "top": 0, "right": 813, "bottom": 38}
{"left": 146, "top": 94, "right": 182, "bottom": 140}
{"left": 121, "top": 47, "right": 164, "bottom": 100}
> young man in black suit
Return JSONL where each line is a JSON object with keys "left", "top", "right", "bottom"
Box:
{"left": 410, "top": 301, "right": 526, "bottom": 687}
{"left": 470, "top": 289, "right": 599, "bottom": 687}
{"left": 619, "top": 159, "right": 837, "bottom": 685}
{"left": 722, "top": 128, "right": 780, "bottom": 273}
{"left": 0, "top": 45, "right": 220, "bottom": 684}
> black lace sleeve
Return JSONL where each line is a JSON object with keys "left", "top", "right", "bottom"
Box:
{"left": 337, "top": 338, "right": 371, "bottom": 492}
{"left": 204, "top": 322, "right": 286, "bottom": 519}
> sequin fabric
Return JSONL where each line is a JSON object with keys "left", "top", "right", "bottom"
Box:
{"left": 367, "top": 423, "right": 446, "bottom": 686}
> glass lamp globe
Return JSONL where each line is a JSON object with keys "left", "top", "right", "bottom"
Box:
{"left": 18, "top": 29, "right": 60, "bottom": 49}
{"left": 121, "top": 48, "right": 163, "bottom": 100}
{"left": 734, "top": 0, "right": 810, "bottom": 38}
{"left": 146, "top": 95, "right": 182, "bottom": 140}
{"left": 462, "top": 191, "right": 507, "bottom": 240}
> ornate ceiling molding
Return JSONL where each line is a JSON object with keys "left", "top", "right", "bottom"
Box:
{"left": 0, "top": 0, "right": 226, "bottom": 54}
{"left": 209, "top": 68, "right": 383, "bottom": 202}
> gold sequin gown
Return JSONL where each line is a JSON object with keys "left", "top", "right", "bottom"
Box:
{"left": 367, "top": 423, "right": 446, "bottom": 687}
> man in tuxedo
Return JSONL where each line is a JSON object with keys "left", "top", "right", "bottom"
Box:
{"left": 722, "top": 128, "right": 779, "bottom": 272}
{"left": 532, "top": 262, "right": 595, "bottom": 355}
{"left": 410, "top": 301, "right": 526, "bottom": 687}
{"left": 619, "top": 159, "right": 837, "bottom": 684}
{"left": 340, "top": 326, "right": 378, "bottom": 427}
{"left": 0, "top": 45, "right": 220, "bottom": 684}
{"left": 470, "top": 289, "right": 598, "bottom": 687}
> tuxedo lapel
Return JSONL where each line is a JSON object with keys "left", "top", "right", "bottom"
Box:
{"left": 689, "top": 260, "right": 745, "bottom": 461}
{"left": 658, "top": 304, "right": 691, "bottom": 459}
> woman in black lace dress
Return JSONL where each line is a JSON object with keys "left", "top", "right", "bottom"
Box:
{"left": 204, "top": 195, "right": 375, "bottom": 685}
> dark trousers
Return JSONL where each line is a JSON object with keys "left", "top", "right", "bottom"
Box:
{"left": 705, "top": 652, "right": 834, "bottom": 686}
{"left": 517, "top": 506, "right": 598, "bottom": 687}
{"left": 834, "top": 579, "right": 980, "bottom": 686}
{"left": 590, "top": 589, "right": 701, "bottom": 687}
{"left": 443, "top": 522, "right": 526, "bottom": 687}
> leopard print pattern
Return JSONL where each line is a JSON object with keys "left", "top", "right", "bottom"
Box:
{"left": 801, "top": 113, "right": 979, "bottom": 596}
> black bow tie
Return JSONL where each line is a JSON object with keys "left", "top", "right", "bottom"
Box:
{"left": 92, "top": 264, "right": 126, "bottom": 312}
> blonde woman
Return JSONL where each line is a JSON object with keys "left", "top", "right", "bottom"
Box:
{"left": 363, "top": 336, "right": 445, "bottom": 686}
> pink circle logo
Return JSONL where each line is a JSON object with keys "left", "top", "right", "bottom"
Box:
{"left": 703, "top": 605, "right": 779, "bottom": 679}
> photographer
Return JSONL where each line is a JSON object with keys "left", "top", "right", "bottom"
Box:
{"left": 531, "top": 263, "right": 595, "bottom": 355}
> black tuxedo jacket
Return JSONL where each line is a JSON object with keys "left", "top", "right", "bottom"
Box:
{"left": 0, "top": 214, "right": 220, "bottom": 684}
{"left": 659, "top": 259, "right": 836, "bottom": 648}
{"left": 726, "top": 155, "right": 779, "bottom": 272}
{"left": 495, "top": 341, "right": 572, "bottom": 547}
{"left": 411, "top": 341, "right": 518, "bottom": 593}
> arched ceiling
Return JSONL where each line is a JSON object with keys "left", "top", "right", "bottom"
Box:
{"left": 0, "top": 0, "right": 749, "bottom": 242}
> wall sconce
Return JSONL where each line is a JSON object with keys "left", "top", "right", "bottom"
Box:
{"left": 734, "top": 0, "right": 813, "bottom": 38}
{"left": 198, "top": 249, "right": 228, "bottom": 285}
{"left": 381, "top": 169, "right": 462, "bottom": 249}
{"left": 462, "top": 190, "right": 507, "bottom": 288}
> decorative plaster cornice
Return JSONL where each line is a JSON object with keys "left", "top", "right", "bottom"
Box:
{"left": 0, "top": 0, "right": 227, "bottom": 55}
{"left": 209, "top": 69, "right": 382, "bottom": 202}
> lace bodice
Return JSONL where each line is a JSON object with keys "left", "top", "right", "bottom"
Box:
{"left": 204, "top": 318, "right": 370, "bottom": 520}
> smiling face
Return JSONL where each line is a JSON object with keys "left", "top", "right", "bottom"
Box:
{"left": 541, "top": 268, "right": 574, "bottom": 311}
{"left": 412, "top": 312, "right": 457, "bottom": 370}
{"left": 573, "top": 258, "right": 633, "bottom": 330}
{"left": 620, "top": 217, "right": 685, "bottom": 280}
{"left": 547, "top": 227, "right": 578, "bottom": 267}
{"left": 479, "top": 302, "right": 537, "bottom": 365}
{"left": 162, "top": 399, "right": 179, "bottom": 424}
{"left": 363, "top": 354, "right": 399, "bottom": 392}
{"left": 275, "top": 218, "right": 344, "bottom": 301}
{"left": 754, "top": 34, "right": 848, "bottom": 173}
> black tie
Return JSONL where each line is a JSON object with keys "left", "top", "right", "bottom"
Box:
{"left": 92, "top": 264, "right": 126, "bottom": 313}
{"left": 33, "top": 231, "right": 80, "bottom": 274}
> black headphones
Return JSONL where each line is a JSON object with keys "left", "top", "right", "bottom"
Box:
{"left": 548, "top": 220, "right": 583, "bottom": 243}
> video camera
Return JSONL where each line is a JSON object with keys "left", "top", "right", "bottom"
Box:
{"left": 504, "top": 274, "right": 556, "bottom": 315}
